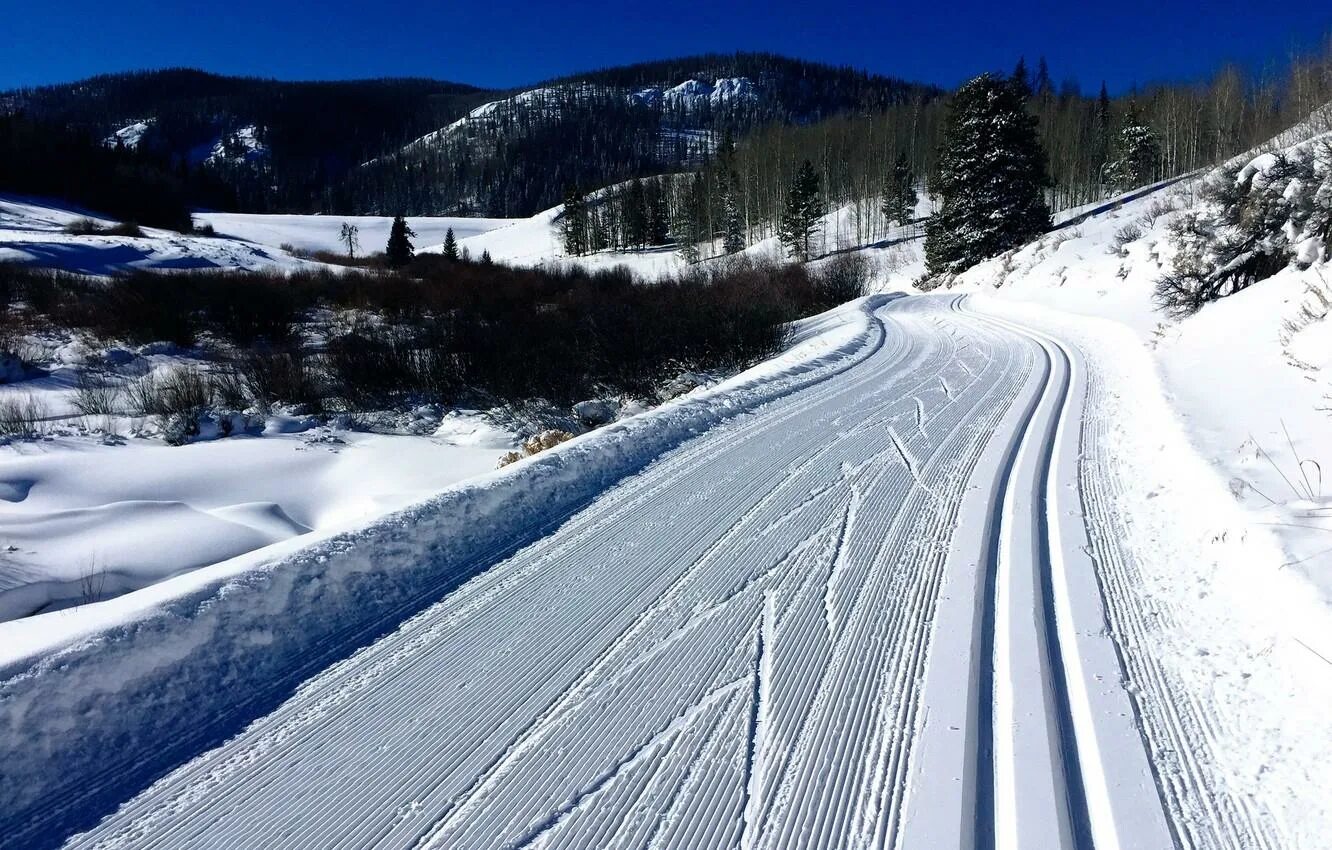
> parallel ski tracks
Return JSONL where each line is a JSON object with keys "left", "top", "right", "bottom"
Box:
{"left": 41, "top": 295, "right": 1240, "bottom": 850}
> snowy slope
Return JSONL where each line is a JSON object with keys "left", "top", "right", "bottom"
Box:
{"left": 0, "top": 195, "right": 317, "bottom": 274}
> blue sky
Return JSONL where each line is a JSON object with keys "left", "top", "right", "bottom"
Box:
{"left": 2, "top": 0, "right": 1328, "bottom": 93}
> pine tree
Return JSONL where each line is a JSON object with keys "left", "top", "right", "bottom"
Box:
{"left": 716, "top": 130, "right": 746, "bottom": 254}
{"left": 646, "top": 179, "right": 670, "bottom": 246}
{"left": 1035, "top": 57, "right": 1053, "bottom": 100}
{"left": 442, "top": 227, "right": 458, "bottom": 261}
{"left": 1104, "top": 103, "right": 1162, "bottom": 191}
{"left": 924, "top": 73, "right": 1053, "bottom": 276}
{"left": 385, "top": 214, "right": 416, "bottom": 267}
{"left": 881, "top": 152, "right": 917, "bottom": 227}
{"left": 624, "top": 179, "right": 648, "bottom": 249}
{"left": 673, "top": 172, "right": 709, "bottom": 263}
{"left": 562, "top": 186, "right": 589, "bottom": 256}
{"left": 1011, "top": 57, "right": 1032, "bottom": 100}
{"left": 779, "top": 159, "right": 825, "bottom": 261}
{"left": 1094, "top": 82, "right": 1114, "bottom": 187}
{"left": 480, "top": 249, "right": 493, "bottom": 265}
{"left": 722, "top": 187, "right": 745, "bottom": 254}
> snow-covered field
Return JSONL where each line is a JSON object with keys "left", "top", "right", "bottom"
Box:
{"left": 0, "top": 413, "right": 514, "bottom": 621}
{"left": 0, "top": 195, "right": 315, "bottom": 274}
{"left": 194, "top": 210, "right": 514, "bottom": 258}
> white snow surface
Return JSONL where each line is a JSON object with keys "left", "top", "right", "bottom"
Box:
{"left": 2, "top": 292, "right": 1325, "bottom": 849}
{"left": 0, "top": 194, "right": 317, "bottom": 273}
{"left": 102, "top": 120, "right": 153, "bottom": 150}
{"left": 193, "top": 210, "right": 515, "bottom": 257}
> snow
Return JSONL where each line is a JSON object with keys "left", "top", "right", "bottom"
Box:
{"left": 0, "top": 420, "right": 513, "bottom": 621}
{"left": 193, "top": 211, "right": 515, "bottom": 257}
{"left": 4, "top": 99, "right": 1332, "bottom": 850}
{"left": 0, "top": 194, "right": 317, "bottom": 274}
{"left": 204, "top": 125, "right": 267, "bottom": 165}
{"left": 102, "top": 120, "right": 153, "bottom": 150}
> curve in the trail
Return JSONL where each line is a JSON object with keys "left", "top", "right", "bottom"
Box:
{"left": 4, "top": 294, "right": 1250, "bottom": 850}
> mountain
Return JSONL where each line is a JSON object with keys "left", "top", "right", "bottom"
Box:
{"left": 341, "top": 54, "right": 941, "bottom": 217}
{"left": 1, "top": 69, "right": 497, "bottom": 212}
{"left": 1, "top": 56, "right": 940, "bottom": 217}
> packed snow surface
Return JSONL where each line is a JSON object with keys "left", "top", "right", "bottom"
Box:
{"left": 2, "top": 294, "right": 1326, "bottom": 849}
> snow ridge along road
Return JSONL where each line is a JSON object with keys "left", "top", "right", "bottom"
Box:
{"left": 4, "top": 295, "right": 1253, "bottom": 849}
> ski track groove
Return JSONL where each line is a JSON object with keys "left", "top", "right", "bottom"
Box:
{"left": 32, "top": 294, "right": 1262, "bottom": 850}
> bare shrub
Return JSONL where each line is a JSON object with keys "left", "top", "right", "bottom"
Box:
{"left": 1111, "top": 222, "right": 1144, "bottom": 256}
{"left": 71, "top": 370, "right": 121, "bottom": 417}
{"left": 78, "top": 558, "right": 106, "bottom": 606}
{"left": 236, "top": 350, "right": 322, "bottom": 412}
{"left": 0, "top": 392, "right": 47, "bottom": 436}
{"left": 63, "top": 218, "right": 103, "bottom": 236}
{"left": 813, "top": 253, "right": 870, "bottom": 307}
{"left": 499, "top": 429, "right": 574, "bottom": 468}
{"left": 62, "top": 219, "right": 142, "bottom": 237}
{"left": 126, "top": 366, "right": 213, "bottom": 443}
{"left": 1139, "top": 197, "right": 1177, "bottom": 227}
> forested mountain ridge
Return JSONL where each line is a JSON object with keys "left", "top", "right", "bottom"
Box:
{"left": 339, "top": 54, "right": 941, "bottom": 217}
{"left": 0, "top": 56, "right": 940, "bottom": 217}
{"left": 1, "top": 69, "right": 498, "bottom": 212}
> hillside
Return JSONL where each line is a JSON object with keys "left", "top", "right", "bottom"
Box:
{"left": 2, "top": 70, "right": 497, "bottom": 212}
{"left": 1, "top": 57, "right": 940, "bottom": 218}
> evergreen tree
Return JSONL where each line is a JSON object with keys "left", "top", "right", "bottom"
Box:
{"left": 646, "top": 179, "right": 670, "bottom": 246}
{"left": 385, "top": 214, "right": 416, "bottom": 267}
{"left": 673, "top": 172, "right": 709, "bottom": 263}
{"left": 1011, "top": 57, "right": 1033, "bottom": 100}
{"left": 716, "top": 129, "right": 746, "bottom": 254}
{"left": 442, "top": 227, "right": 459, "bottom": 261}
{"left": 624, "top": 179, "right": 648, "bottom": 248}
{"left": 562, "top": 186, "right": 589, "bottom": 256}
{"left": 881, "top": 152, "right": 917, "bottom": 226}
{"left": 722, "top": 187, "right": 746, "bottom": 254}
{"left": 480, "top": 249, "right": 493, "bottom": 265}
{"left": 779, "top": 159, "right": 825, "bottom": 261}
{"left": 1104, "top": 103, "right": 1162, "bottom": 191}
{"left": 925, "top": 73, "right": 1053, "bottom": 276}
{"left": 1035, "top": 57, "right": 1054, "bottom": 99}
{"left": 1094, "top": 82, "right": 1114, "bottom": 186}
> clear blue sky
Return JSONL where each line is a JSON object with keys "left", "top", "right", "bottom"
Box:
{"left": 2, "top": 0, "right": 1328, "bottom": 94}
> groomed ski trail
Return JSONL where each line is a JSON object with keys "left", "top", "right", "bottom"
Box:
{"left": 5, "top": 295, "right": 1270, "bottom": 849}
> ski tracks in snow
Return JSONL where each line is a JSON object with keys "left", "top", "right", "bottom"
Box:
{"left": 26, "top": 295, "right": 1279, "bottom": 849}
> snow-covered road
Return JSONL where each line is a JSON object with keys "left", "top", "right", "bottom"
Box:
{"left": 4, "top": 295, "right": 1282, "bottom": 849}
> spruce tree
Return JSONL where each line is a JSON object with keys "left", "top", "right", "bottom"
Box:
{"left": 1094, "top": 82, "right": 1113, "bottom": 175}
{"left": 925, "top": 73, "right": 1053, "bottom": 276}
{"left": 624, "top": 179, "right": 648, "bottom": 248}
{"left": 673, "top": 172, "right": 709, "bottom": 263}
{"left": 442, "top": 227, "right": 458, "bottom": 261}
{"left": 646, "top": 179, "right": 670, "bottom": 246}
{"left": 722, "top": 187, "right": 745, "bottom": 254}
{"left": 779, "top": 159, "right": 824, "bottom": 261}
{"left": 716, "top": 130, "right": 746, "bottom": 254}
{"left": 562, "top": 186, "right": 589, "bottom": 256}
{"left": 881, "top": 152, "right": 917, "bottom": 227}
{"left": 1104, "top": 103, "right": 1161, "bottom": 191}
{"left": 385, "top": 214, "right": 416, "bottom": 268}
